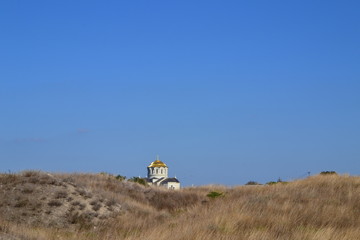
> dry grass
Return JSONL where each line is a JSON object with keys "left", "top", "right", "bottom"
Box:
{"left": 0, "top": 171, "right": 121, "bottom": 230}
{"left": 1, "top": 172, "right": 359, "bottom": 240}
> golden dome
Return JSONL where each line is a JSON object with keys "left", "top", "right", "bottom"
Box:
{"left": 148, "top": 160, "right": 167, "bottom": 168}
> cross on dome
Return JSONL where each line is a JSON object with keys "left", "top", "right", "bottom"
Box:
{"left": 148, "top": 155, "right": 168, "bottom": 168}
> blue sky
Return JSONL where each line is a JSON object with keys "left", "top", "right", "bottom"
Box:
{"left": 1, "top": 1, "right": 359, "bottom": 186}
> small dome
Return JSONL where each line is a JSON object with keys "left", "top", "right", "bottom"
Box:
{"left": 148, "top": 160, "right": 167, "bottom": 168}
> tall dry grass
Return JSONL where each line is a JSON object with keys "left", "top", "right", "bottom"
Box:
{"left": 1, "top": 173, "right": 359, "bottom": 240}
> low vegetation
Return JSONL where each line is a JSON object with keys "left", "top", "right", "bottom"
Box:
{"left": 206, "top": 191, "right": 224, "bottom": 199}
{"left": 0, "top": 171, "right": 359, "bottom": 240}
{"left": 0, "top": 171, "right": 121, "bottom": 229}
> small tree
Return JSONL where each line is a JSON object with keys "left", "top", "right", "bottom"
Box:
{"left": 115, "top": 175, "right": 126, "bottom": 181}
{"left": 245, "top": 181, "right": 260, "bottom": 185}
{"left": 129, "top": 177, "right": 147, "bottom": 186}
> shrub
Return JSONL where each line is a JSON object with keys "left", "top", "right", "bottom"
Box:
{"left": 0, "top": 173, "right": 18, "bottom": 184}
{"left": 245, "top": 181, "right": 260, "bottom": 185}
{"left": 77, "top": 189, "right": 92, "bottom": 199}
{"left": 72, "top": 201, "right": 80, "bottom": 206}
{"left": 66, "top": 212, "right": 93, "bottom": 229}
{"left": 266, "top": 180, "right": 288, "bottom": 185}
{"left": 129, "top": 177, "right": 147, "bottom": 186}
{"left": 115, "top": 175, "right": 126, "bottom": 181}
{"left": 22, "top": 171, "right": 40, "bottom": 178}
{"left": 21, "top": 184, "right": 35, "bottom": 194}
{"left": 48, "top": 200, "right": 62, "bottom": 207}
{"left": 54, "top": 190, "right": 68, "bottom": 199}
{"left": 320, "top": 171, "right": 337, "bottom": 175}
{"left": 207, "top": 191, "right": 223, "bottom": 199}
{"left": 105, "top": 198, "right": 117, "bottom": 207}
{"left": 266, "top": 181, "right": 278, "bottom": 185}
{"left": 92, "top": 203, "right": 101, "bottom": 211}
{"left": 14, "top": 199, "right": 28, "bottom": 208}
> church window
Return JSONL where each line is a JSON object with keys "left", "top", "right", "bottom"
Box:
{"left": 156, "top": 169, "right": 158, "bottom": 174}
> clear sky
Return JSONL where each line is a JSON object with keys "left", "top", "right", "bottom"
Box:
{"left": 1, "top": 1, "right": 359, "bottom": 186}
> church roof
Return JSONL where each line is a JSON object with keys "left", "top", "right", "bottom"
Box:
{"left": 154, "top": 177, "right": 165, "bottom": 183}
{"left": 160, "top": 178, "right": 179, "bottom": 183}
{"left": 148, "top": 160, "right": 167, "bottom": 168}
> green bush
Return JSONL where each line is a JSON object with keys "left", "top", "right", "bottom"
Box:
{"left": 266, "top": 181, "right": 288, "bottom": 185}
{"left": 129, "top": 177, "right": 147, "bottom": 186}
{"left": 266, "top": 181, "right": 278, "bottom": 185}
{"left": 207, "top": 191, "right": 223, "bottom": 199}
{"left": 115, "top": 175, "right": 126, "bottom": 181}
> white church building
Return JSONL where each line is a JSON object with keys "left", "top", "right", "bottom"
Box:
{"left": 146, "top": 156, "right": 180, "bottom": 190}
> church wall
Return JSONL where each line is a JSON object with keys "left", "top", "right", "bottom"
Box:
{"left": 165, "top": 182, "right": 180, "bottom": 190}
{"left": 147, "top": 166, "right": 168, "bottom": 179}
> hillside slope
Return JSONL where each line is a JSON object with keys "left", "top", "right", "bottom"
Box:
{"left": 0, "top": 171, "right": 121, "bottom": 229}
{"left": 0, "top": 172, "right": 359, "bottom": 240}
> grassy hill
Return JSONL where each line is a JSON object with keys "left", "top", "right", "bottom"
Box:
{"left": 0, "top": 171, "right": 359, "bottom": 240}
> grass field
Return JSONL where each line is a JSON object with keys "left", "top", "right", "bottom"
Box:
{"left": 1, "top": 172, "right": 359, "bottom": 240}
